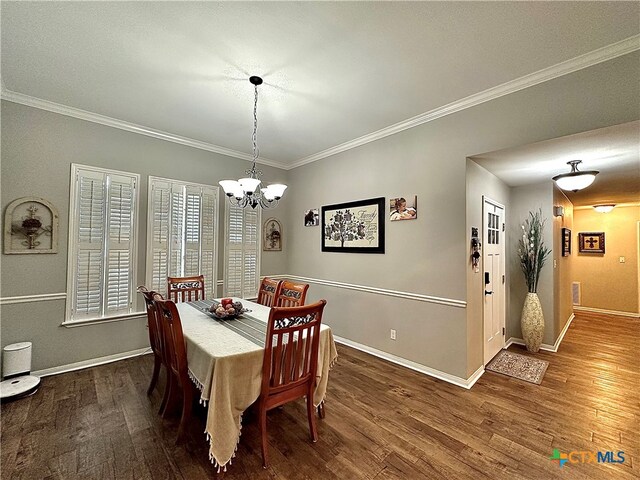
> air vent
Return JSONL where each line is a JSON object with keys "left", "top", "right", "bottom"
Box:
{"left": 572, "top": 282, "right": 581, "bottom": 306}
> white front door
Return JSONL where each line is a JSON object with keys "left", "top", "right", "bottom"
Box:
{"left": 483, "top": 197, "right": 505, "bottom": 364}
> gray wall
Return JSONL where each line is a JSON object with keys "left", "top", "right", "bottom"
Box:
{"left": 2, "top": 50, "right": 638, "bottom": 377}
{"left": 285, "top": 52, "right": 640, "bottom": 380}
{"left": 0, "top": 101, "right": 288, "bottom": 371}
{"left": 508, "top": 182, "right": 555, "bottom": 344}
{"left": 466, "top": 159, "right": 510, "bottom": 374}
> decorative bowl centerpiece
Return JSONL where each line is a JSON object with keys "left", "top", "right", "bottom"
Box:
{"left": 208, "top": 298, "right": 248, "bottom": 320}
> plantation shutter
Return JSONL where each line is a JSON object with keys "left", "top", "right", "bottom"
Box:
{"left": 243, "top": 210, "right": 259, "bottom": 298}
{"left": 200, "top": 188, "right": 217, "bottom": 298}
{"left": 170, "top": 186, "right": 185, "bottom": 279}
{"left": 224, "top": 204, "right": 260, "bottom": 298}
{"left": 146, "top": 177, "right": 218, "bottom": 298}
{"left": 184, "top": 186, "right": 201, "bottom": 276}
{"left": 68, "top": 165, "right": 138, "bottom": 323}
{"left": 225, "top": 205, "right": 244, "bottom": 297}
{"left": 73, "top": 169, "right": 106, "bottom": 319}
{"left": 105, "top": 174, "right": 136, "bottom": 315}
{"left": 149, "top": 179, "right": 171, "bottom": 294}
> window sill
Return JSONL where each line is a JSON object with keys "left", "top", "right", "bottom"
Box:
{"left": 61, "top": 311, "right": 146, "bottom": 328}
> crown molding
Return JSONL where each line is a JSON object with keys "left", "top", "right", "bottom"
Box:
{"left": 289, "top": 34, "right": 640, "bottom": 169}
{"left": 2, "top": 35, "right": 638, "bottom": 171}
{"left": 0, "top": 87, "right": 288, "bottom": 170}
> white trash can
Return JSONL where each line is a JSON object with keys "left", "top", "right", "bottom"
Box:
{"left": 1, "top": 342, "right": 40, "bottom": 402}
{"left": 3, "top": 342, "right": 33, "bottom": 378}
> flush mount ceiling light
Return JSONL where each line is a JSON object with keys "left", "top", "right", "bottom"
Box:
{"left": 552, "top": 160, "right": 599, "bottom": 192}
{"left": 593, "top": 204, "right": 616, "bottom": 213}
{"left": 219, "top": 76, "right": 287, "bottom": 209}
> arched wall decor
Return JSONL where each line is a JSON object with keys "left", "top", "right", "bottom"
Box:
{"left": 4, "top": 197, "right": 59, "bottom": 254}
{"left": 263, "top": 217, "right": 282, "bottom": 252}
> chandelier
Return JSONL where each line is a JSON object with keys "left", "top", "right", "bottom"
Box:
{"left": 219, "top": 76, "right": 287, "bottom": 209}
{"left": 552, "top": 160, "right": 599, "bottom": 192}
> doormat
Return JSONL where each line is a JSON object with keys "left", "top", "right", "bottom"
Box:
{"left": 486, "top": 350, "right": 549, "bottom": 385}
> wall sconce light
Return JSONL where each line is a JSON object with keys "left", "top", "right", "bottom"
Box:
{"left": 553, "top": 206, "right": 564, "bottom": 217}
{"left": 593, "top": 204, "right": 615, "bottom": 213}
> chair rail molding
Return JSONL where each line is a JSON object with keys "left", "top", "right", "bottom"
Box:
{"left": 264, "top": 274, "right": 466, "bottom": 308}
{"left": 0, "top": 292, "right": 67, "bottom": 305}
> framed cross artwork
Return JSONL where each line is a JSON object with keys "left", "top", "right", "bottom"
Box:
{"left": 578, "top": 232, "right": 605, "bottom": 254}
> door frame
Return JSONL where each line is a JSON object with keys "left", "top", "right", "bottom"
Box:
{"left": 482, "top": 196, "right": 506, "bottom": 365}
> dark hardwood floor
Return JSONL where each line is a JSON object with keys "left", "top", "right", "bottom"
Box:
{"left": 2, "top": 312, "right": 638, "bottom": 479}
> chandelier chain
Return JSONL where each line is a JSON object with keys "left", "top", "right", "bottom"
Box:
{"left": 246, "top": 83, "right": 262, "bottom": 178}
{"left": 252, "top": 84, "right": 259, "bottom": 165}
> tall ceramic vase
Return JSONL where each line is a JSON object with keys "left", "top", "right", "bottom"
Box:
{"left": 521, "top": 292, "right": 544, "bottom": 352}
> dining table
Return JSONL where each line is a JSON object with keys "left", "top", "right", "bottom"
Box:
{"left": 176, "top": 297, "right": 338, "bottom": 472}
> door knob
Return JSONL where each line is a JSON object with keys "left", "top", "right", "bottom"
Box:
{"left": 484, "top": 290, "right": 493, "bottom": 295}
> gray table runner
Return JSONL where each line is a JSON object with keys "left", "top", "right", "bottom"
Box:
{"left": 187, "top": 300, "right": 267, "bottom": 347}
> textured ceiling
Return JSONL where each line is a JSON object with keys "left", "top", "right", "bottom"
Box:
{"left": 2, "top": 1, "right": 639, "bottom": 167}
{"left": 471, "top": 121, "right": 640, "bottom": 207}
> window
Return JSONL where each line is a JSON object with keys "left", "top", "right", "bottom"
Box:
{"left": 146, "top": 177, "right": 218, "bottom": 297}
{"left": 224, "top": 203, "right": 260, "bottom": 298}
{"left": 66, "top": 164, "right": 139, "bottom": 323}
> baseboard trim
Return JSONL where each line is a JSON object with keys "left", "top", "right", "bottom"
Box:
{"left": 553, "top": 313, "right": 575, "bottom": 351}
{"left": 333, "top": 335, "right": 483, "bottom": 389}
{"left": 573, "top": 306, "right": 639, "bottom": 319}
{"left": 505, "top": 337, "right": 555, "bottom": 352}
{"left": 265, "top": 274, "right": 466, "bottom": 308}
{"left": 0, "top": 293, "right": 67, "bottom": 305}
{"left": 505, "top": 313, "right": 575, "bottom": 353}
{"left": 32, "top": 347, "right": 151, "bottom": 378}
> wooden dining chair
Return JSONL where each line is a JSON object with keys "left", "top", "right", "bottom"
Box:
{"left": 153, "top": 294, "right": 194, "bottom": 444}
{"left": 258, "top": 299, "right": 327, "bottom": 468}
{"left": 274, "top": 280, "right": 309, "bottom": 307}
{"left": 256, "top": 277, "right": 282, "bottom": 307}
{"left": 137, "top": 287, "right": 168, "bottom": 405}
{"left": 167, "top": 275, "right": 205, "bottom": 303}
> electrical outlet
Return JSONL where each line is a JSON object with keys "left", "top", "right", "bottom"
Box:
{"left": 619, "top": 256, "right": 626, "bottom": 263}
{"left": 390, "top": 329, "right": 396, "bottom": 340}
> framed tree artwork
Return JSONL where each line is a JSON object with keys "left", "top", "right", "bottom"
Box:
{"left": 578, "top": 232, "right": 605, "bottom": 254}
{"left": 562, "top": 228, "right": 571, "bottom": 256}
{"left": 321, "top": 197, "right": 385, "bottom": 253}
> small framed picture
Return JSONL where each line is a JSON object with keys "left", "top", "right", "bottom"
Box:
{"left": 304, "top": 209, "right": 319, "bottom": 227}
{"left": 578, "top": 232, "right": 605, "bottom": 254}
{"left": 389, "top": 195, "right": 417, "bottom": 221}
{"left": 562, "top": 228, "right": 571, "bottom": 256}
